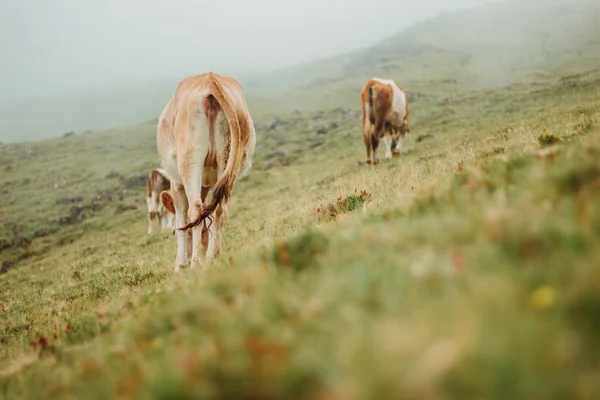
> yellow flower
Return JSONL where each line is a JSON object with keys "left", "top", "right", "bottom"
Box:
{"left": 530, "top": 286, "right": 555, "bottom": 310}
{"left": 151, "top": 337, "right": 164, "bottom": 349}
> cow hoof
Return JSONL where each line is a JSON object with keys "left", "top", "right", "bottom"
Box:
{"left": 191, "top": 257, "right": 206, "bottom": 269}
{"left": 173, "top": 262, "right": 190, "bottom": 272}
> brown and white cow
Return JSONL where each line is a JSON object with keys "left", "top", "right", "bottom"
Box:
{"left": 146, "top": 168, "right": 174, "bottom": 234}
{"left": 156, "top": 72, "right": 256, "bottom": 271}
{"left": 361, "top": 78, "right": 410, "bottom": 165}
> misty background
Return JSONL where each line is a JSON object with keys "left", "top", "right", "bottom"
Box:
{"left": 1, "top": 0, "right": 599, "bottom": 143}
{"left": 1, "top": 0, "right": 507, "bottom": 142}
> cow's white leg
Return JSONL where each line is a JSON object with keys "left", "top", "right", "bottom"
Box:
{"left": 383, "top": 134, "right": 393, "bottom": 159}
{"left": 172, "top": 185, "right": 192, "bottom": 271}
{"left": 395, "top": 134, "right": 405, "bottom": 154}
{"left": 207, "top": 204, "right": 226, "bottom": 259}
{"left": 160, "top": 213, "right": 167, "bottom": 231}
{"left": 147, "top": 195, "right": 156, "bottom": 234}
{"left": 205, "top": 207, "right": 220, "bottom": 261}
{"left": 181, "top": 150, "right": 210, "bottom": 268}
{"left": 147, "top": 209, "right": 154, "bottom": 235}
{"left": 147, "top": 213, "right": 154, "bottom": 234}
{"left": 184, "top": 160, "right": 208, "bottom": 268}
{"left": 205, "top": 122, "right": 229, "bottom": 260}
{"left": 167, "top": 211, "right": 175, "bottom": 230}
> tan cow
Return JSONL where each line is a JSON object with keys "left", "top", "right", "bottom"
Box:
{"left": 146, "top": 168, "right": 174, "bottom": 234}
{"left": 156, "top": 72, "right": 256, "bottom": 271}
{"left": 361, "top": 78, "right": 410, "bottom": 165}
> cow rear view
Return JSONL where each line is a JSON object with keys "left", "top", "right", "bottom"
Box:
{"left": 156, "top": 72, "right": 256, "bottom": 271}
{"left": 361, "top": 78, "right": 410, "bottom": 165}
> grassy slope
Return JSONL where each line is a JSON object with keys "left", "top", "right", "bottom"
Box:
{"left": 1, "top": 66, "right": 600, "bottom": 398}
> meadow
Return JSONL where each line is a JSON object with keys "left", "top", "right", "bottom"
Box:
{"left": 1, "top": 62, "right": 599, "bottom": 398}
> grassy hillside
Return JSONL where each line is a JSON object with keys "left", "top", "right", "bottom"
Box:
{"left": 1, "top": 65, "right": 599, "bottom": 398}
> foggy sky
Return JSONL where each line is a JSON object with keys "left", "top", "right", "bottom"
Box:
{"left": 0, "top": 0, "right": 505, "bottom": 103}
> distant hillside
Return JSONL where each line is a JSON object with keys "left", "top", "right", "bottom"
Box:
{"left": 249, "top": 0, "right": 600, "bottom": 112}
{"left": 1, "top": 0, "right": 599, "bottom": 142}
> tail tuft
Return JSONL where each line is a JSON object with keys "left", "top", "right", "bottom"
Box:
{"left": 368, "top": 86, "right": 375, "bottom": 124}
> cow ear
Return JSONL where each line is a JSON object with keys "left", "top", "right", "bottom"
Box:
{"left": 160, "top": 191, "right": 176, "bottom": 214}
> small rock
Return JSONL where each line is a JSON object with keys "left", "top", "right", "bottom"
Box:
{"left": 59, "top": 206, "right": 86, "bottom": 225}
{"left": 265, "top": 151, "right": 286, "bottom": 160}
{"left": 115, "top": 203, "right": 138, "bottom": 214}
{"left": 12, "top": 235, "right": 31, "bottom": 249}
{"left": 1, "top": 261, "right": 14, "bottom": 275}
{"left": 105, "top": 170, "right": 122, "bottom": 179}
{"left": 309, "top": 140, "right": 325, "bottom": 149}
{"left": 313, "top": 124, "right": 329, "bottom": 135}
{"left": 416, "top": 134, "right": 434, "bottom": 143}
{"left": 56, "top": 196, "right": 84, "bottom": 205}
{"left": 0, "top": 238, "right": 12, "bottom": 252}
{"left": 121, "top": 173, "right": 148, "bottom": 189}
{"left": 34, "top": 228, "right": 50, "bottom": 238}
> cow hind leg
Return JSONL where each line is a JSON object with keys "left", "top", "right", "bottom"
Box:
{"left": 147, "top": 193, "right": 158, "bottom": 234}
{"left": 201, "top": 186, "right": 210, "bottom": 255}
{"left": 167, "top": 209, "right": 175, "bottom": 230}
{"left": 171, "top": 185, "right": 192, "bottom": 271}
{"left": 159, "top": 211, "right": 168, "bottom": 231}
{"left": 205, "top": 121, "right": 230, "bottom": 260}
{"left": 364, "top": 134, "right": 372, "bottom": 165}
{"left": 206, "top": 203, "right": 226, "bottom": 260}
{"left": 363, "top": 103, "right": 374, "bottom": 165}
{"left": 383, "top": 134, "right": 394, "bottom": 159}
{"left": 147, "top": 211, "right": 155, "bottom": 235}
{"left": 394, "top": 133, "right": 405, "bottom": 155}
{"left": 183, "top": 159, "right": 208, "bottom": 268}
{"left": 371, "top": 135, "right": 380, "bottom": 165}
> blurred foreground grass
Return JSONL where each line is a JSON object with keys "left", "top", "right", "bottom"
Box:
{"left": 1, "top": 70, "right": 600, "bottom": 399}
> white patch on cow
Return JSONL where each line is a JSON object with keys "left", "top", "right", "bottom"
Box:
{"left": 372, "top": 78, "right": 408, "bottom": 129}
{"left": 395, "top": 135, "right": 404, "bottom": 153}
{"left": 187, "top": 92, "right": 213, "bottom": 267}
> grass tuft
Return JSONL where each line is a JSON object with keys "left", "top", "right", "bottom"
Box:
{"left": 316, "top": 190, "right": 372, "bottom": 221}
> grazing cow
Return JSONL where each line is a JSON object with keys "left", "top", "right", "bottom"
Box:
{"left": 361, "top": 78, "right": 410, "bottom": 165}
{"left": 146, "top": 168, "right": 174, "bottom": 234}
{"left": 156, "top": 72, "right": 256, "bottom": 271}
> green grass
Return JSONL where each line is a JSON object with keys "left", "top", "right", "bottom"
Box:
{"left": 1, "top": 66, "right": 600, "bottom": 399}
